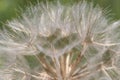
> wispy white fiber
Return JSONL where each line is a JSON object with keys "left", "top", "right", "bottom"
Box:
{"left": 0, "top": 1, "right": 120, "bottom": 80}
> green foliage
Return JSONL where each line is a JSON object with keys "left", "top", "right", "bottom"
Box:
{"left": 0, "top": 0, "right": 120, "bottom": 27}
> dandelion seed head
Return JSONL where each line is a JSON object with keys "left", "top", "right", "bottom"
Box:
{"left": 0, "top": 1, "right": 120, "bottom": 80}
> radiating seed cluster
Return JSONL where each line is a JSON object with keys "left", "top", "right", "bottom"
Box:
{"left": 0, "top": 1, "right": 120, "bottom": 80}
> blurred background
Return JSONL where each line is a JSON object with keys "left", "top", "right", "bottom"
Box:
{"left": 0, "top": 0, "right": 120, "bottom": 27}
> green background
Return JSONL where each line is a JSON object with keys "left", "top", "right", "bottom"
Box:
{"left": 0, "top": 0, "right": 120, "bottom": 26}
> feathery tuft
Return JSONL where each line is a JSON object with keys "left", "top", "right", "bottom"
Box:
{"left": 0, "top": 1, "right": 120, "bottom": 80}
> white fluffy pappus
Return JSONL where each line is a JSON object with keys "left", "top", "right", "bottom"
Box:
{"left": 0, "top": 1, "right": 120, "bottom": 80}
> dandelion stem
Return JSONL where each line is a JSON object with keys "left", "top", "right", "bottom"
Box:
{"left": 53, "top": 57, "right": 63, "bottom": 80}
{"left": 69, "top": 43, "right": 88, "bottom": 78}
{"left": 34, "top": 55, "right": 56, "bottom": 78}
{"left": 93, "top": 41, "right": 120, "bottom": 46}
